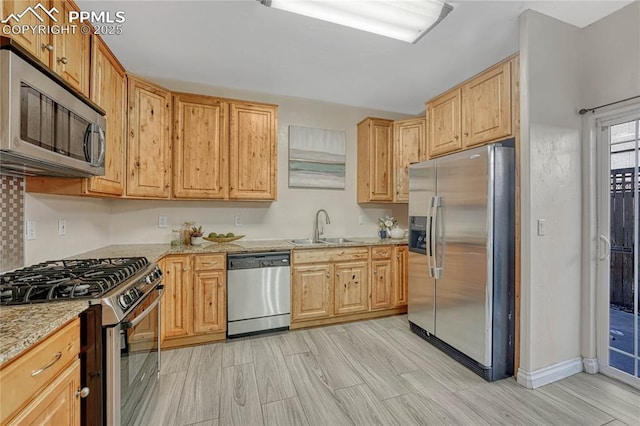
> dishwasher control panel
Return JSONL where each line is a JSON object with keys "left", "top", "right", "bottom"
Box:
{"left": 227, "top": 251, "right": 290, "bottom": 270}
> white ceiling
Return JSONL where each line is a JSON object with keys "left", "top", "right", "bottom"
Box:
{"left": 77, "top": 0, "right": 633, "bottom": 114}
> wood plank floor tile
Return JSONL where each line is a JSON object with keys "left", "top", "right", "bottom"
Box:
{"left": 277, "top": 331, "right": 310, "bottom": 356}
{"left": 134, "top": 371, "right": 187, "bottom": 426}
{"left": 330, "top": 330, "right": 410, "bottom": 400}
{"left": 161, "top": 346, "right": 194, "bottom": 375}
{"left": 222, "top": 338, "right": 254, "bottom": 367}
{"left": 335, "top": 383, "right": 400, "bottom": 426}
{"left": 285, "top": 352, "right": 353, "bottom": 426}
{"left": 542, "top": 373, "right": 640, "bottom": 426}
{"left": 262, "top": 397, "right": 310, "bottom": 426}
{"left": 220, "top": 363, "right": 264, "bottom": 426}
{"left": 251, "top": 338, "right": 297, "bottom": 404}
{"left": 383, "top": 393, "right": 450, "bottom": 426}
{"left": 301, "top": 328, "right": 363, "bottom": 389}
{"left": 176, "top": 343, "right": 224, "bottom": 425}
{"left": 185, "top": 420, "right": 219, "bottom": 426}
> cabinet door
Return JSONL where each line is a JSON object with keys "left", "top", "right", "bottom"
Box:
{"left": 161, "top": 256, "right": 191, "bottom": 339}
{"left": 393, "top": 246, "right": 409, "bottom": 307}
{"left": 393, "top": 118, "right": 425, "bottom": 202}
{"left": 1, "top": 1, "right": 53, "bottom": 65}
{"left": 368, "top": 119, "right": 394, "bottom": 201}
{"left": 370, "top": 259, "right": 393, "bottom": 310}
{"left": 427, "top": 89, "right": 462, "bottom": 158}
{"left": 334, "top": 261, "right": 369, "bottom": 315}
{"left": 292, "top": 264, "right": 333, "bottom": 322}
{"left": 173, "top": 94, "right": 228, "bottom": 199}
{"left": 127, "top": 76, "right": 172, "bottom": 198}
{"left": 462, "top": 61, "right": 512, "bottom": 148}
{"left": 7, "top": 359, "right": 80, "bottom": 426}
{"left": 87, "top": 36, "right": 126, "bottom": 195}
{"left": 229, "top": 102, "right": 277, "bottom": 200}
{"left": 193, "top": 270, "right": 226, "bottom": 334}
{"left": 52, "top": 0, "right": 90, "bottom": 96}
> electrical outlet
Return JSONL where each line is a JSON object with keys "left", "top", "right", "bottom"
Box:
{"left": 158, "top": 215, "right": 168, "bottom": 228}
{"left": 234, "top": 215, "right": 242, "bottom": 227}
{"left": 359, "top": 215, "right": 366, "bottom": 225}
{"left": 26, "top": 221, "right": 36, "bottom": 240}
{"left": 58, "top": 219, "right": 67, "bottom": 236}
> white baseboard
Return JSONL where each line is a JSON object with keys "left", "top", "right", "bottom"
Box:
{"left": 516, "top": 357, "right": 583, "bottom": 389}
{"left": 582, "top": 357, "right": 599, "bottom": 374}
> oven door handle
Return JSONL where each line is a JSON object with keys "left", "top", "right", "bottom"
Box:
{"left": 123, "top": 286, "right": 164, "bottom": 330}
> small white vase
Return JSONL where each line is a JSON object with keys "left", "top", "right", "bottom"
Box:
{"left": 390, "top": 227, "right": 407, "bottom": 239}
{"left": 191, "top": 236, "right": 203, "bottom": 246}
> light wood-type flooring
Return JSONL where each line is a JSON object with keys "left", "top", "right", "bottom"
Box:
{"left": 134, "top": 315, "right": 640, "bottom": 425}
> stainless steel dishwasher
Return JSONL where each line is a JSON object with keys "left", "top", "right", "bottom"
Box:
{"left": 227, "top": 251, "right": 291, "bottom": 337}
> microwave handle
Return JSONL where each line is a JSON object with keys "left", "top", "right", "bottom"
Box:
{"left": 83, "top": 123, "right": 106, "bottom": 167}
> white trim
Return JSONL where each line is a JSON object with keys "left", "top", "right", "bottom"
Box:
{"left": 516, "top": 357, "right": 583, "bottom": 389}
{"left": 582, "top": 357, "right": 599, "bottom": 374}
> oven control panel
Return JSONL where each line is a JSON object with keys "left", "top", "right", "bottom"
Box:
{"left": 102, "top": 264, "right": 163, "bottom": 324}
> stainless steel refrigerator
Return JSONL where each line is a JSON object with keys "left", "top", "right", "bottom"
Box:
{"left": 407, "top": 141, "right": 515, "bottom": 381}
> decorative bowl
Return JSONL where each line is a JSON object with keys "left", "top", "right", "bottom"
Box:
{"left": 203, "top": 235, "right": 245, "bottom": 243}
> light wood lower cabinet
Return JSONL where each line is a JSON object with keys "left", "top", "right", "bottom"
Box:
{"left": 160, "top": 254, "right": 226, "bottom": 348}
{"left": 0, "top": 318, "right": 81, "bottom": 425}
{"left": 291, "top": 245, "right": 407, "bottom": 329}
{"left": 392, "top": 245, "right": 409, "bottom": 307}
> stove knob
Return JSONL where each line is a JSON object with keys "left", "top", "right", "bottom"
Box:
{"left": 118, "top": 295, "right": 129, "bottom": 309}
{"left": 145, "top": 275, "right": 152, "bottom": 284}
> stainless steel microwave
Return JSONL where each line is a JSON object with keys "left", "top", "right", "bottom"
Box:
{"left": 0, "top": 45, "right": 106, "bottom": 177}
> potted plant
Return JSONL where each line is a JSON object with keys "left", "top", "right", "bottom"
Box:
{"left": 190, "top": 226, "right": 204, "bottom": 246}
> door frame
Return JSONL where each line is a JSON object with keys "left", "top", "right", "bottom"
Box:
{"left": 592, "top": 106, "right": 640, "bottom": 387}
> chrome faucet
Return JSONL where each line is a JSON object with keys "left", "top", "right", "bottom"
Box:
{"left": 314, "top": 209, "right": 331, "bottom": 242}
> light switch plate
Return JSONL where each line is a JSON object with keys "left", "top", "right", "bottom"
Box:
{"left": 234, "top": 215, "right": 242, "bottom": 227}
{"left": 58, "top": 219, "right": 67, "bottom": 236}
{"left": 537, "top": 219, "right": 546, "bottom": 236}
{"left": 158, "top": 215, "right": 168, "bottom": 228}
{"left": 26, "top": 221, "right": 36, "bottom": 240}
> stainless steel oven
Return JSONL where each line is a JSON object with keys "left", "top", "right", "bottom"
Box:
{"left": 105, "top": 284, "right": 163, "bottom": 425}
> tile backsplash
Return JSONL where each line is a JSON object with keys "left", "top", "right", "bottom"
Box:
{"left": 1, "top": 175, "right": 24, "bottom": 271}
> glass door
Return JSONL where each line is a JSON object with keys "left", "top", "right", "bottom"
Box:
{"left": 597, "top": 112, "right": 639, "bottom": 387}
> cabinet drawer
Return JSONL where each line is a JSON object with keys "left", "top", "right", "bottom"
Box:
{"left": 194, "top": 254, "right": 226, "bottom": 271}
{"left": 293, "top": 247, "right": 369, "bottom": 264}
{"left": 371, "top": 246, "right": 392, "bottom": 259}
{"left": 0, "top": 317, "right": 80, "bottom": 424}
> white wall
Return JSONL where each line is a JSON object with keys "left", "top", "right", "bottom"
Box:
{"left": 519, "top": 10, "right": 583, "bottom": 382}
{"left": 24, "top": 194, "right": 113, "bottom": 265}
{"left": 24, "top": 86, "right": 410, "bottom": 261}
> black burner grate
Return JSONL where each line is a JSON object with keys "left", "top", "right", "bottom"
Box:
{"left": 0, "top": 257, "right": 149, "bottom": 305}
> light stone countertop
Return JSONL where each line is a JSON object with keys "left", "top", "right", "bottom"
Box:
{"left": 0, "top": 300, "right": 89, "bottom": 366}
{"left": 0, "top": 237, "right": 407, "bottom": 366}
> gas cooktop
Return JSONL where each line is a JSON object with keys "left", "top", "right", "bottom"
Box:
{"left": 0, "top": 257, "right": 150, "bottom": 305}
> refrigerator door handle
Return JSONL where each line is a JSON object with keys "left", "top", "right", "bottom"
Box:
{"left": 428, "top": 196, "right": 436, "bottom": 278}
{"left": 433, "top": 196, "right": 444, "bottom": 279}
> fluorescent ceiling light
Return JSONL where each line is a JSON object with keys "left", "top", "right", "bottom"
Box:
{"left": 259, "top": 0, "right": 453, "bottom": 43}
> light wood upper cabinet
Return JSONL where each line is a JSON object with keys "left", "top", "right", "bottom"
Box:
{"left": 161, "top": 255, "right": 191, "bottom": 339}
{"left": 52, "top": 0, "right": 90, "bottom": 96}
{"left": 334, "top": 261, "right": 369, "bottom": 315}
{"left": 292, "top": 263, "right": 333, "bottom": 322}
{"left": 427, "top": 89, "right": 462, "bottom": 158}
{"left": 192, "top": 270, "right": 226, "bottom": 334}
{"left": 127, "top": 76, "right": 172, "bottom": 198}
{"left": 426, "top": 56, "right": 515, "bottom": 159}
{"left": 88, "top": 36, "right": 126, "bottom": 195}
{"left": 357, "top": 117, "right": 394, "bottom": 203}
{"left": 229, "top": 102, "right": 277, "bottom": 200}
{"left": 1, "top": 0, "right": 54, "bottom": 65}
{"left": 462, "top": 60, "right": 512, "bottom": 148}
{"left": 392, "top": 245, "right": 409, "bottom": 307}
{"left": 173, "top": 94, "right": 229, "bottom": 199}
{"left": 393, "top": 118, "right": 426, "bottom": 202}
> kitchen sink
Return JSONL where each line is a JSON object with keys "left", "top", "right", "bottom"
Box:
{"left": 319, "top": 237, "right": 355, "bottom": 244}
{"left": 287, "top": 238, "right": 328, "bottom": 246}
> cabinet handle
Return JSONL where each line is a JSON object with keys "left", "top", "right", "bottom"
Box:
{"left": 76, "top": 387, "right": 90, "bottom": 399}
{"left": 41, "top": 43, "right": 54, "bottom": 52}
{"left": 57, "top": 56, "right": 69, "bottom": 65}
{"left": 373, "top": 271, "right": 377, "bottom": 275}
{"left": 464, "top": 131, "right": 469, "bottom": 136}
{"left": 183, "top": 267, "right": 189, "bottom": 272}
{"left": 454, "top": 134, "right": 459, "bottom": 139}
{"left": 326, "top": 272, "right": 330, "bottom": 278}
{"left": 397, "top": 255, "right": 400, "bottom": 259}
{"left": 165, "top": 183, "right": 170, "bottom": 188}
{"left": 31, "top": 352, "right": 62, "bottom": 376}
